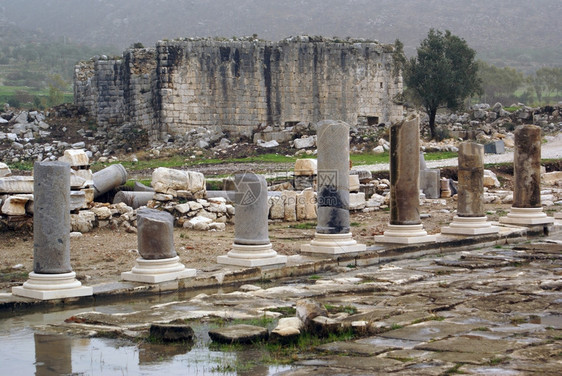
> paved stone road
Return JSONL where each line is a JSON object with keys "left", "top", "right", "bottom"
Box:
{"left": 51, "top": 232, "right": 562, "bottom": 375}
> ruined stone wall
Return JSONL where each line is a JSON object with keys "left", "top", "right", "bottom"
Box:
{"left": 74, "top": 37, "right": 403, "bottom": 142}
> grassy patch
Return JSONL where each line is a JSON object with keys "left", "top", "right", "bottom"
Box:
{"left": 265, "top": 307, "right": 296, "bottom": 317}
{"left": 390, "top": 323, "right": 404, "bottom": 330}
{"left": 308, "top": 275, "right": 321, "bottom": 280}
{"left": 444, "top": 363, "right": 465, "bottom": 374}
{"left": 324, "top": 304, "right": 358, "bottom": 315}
{"left": 7, "top": 160, "right": 34, "bottom": 171}
{"left": 0, "top": 270, "right": 28, "bottom": 282}
{"left": 123, "top": 179, "right": 152, "bottom": 189}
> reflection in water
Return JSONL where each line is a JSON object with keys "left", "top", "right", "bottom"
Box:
{"left": 138, "top": 341, "right": 193, "bottom": 364}
{"left": 34, "top": 334, "right": 72, "bottom": 376}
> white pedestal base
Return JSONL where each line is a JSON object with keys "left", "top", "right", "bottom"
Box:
{"left": 121, "top": 256, "right": 196, "bottom": 283}
{"left": 441, "top": 216, "right": 500, "bottom": 235}
{"left": 499, "top": 207, "right": 554, "bottom": 226}
{"left": 12, "top": 271, "right": 92, "bottom": 300}
{"left": 217, "top": 243, "right": 287, "bottom": 267}
{"left": 301, "top": 232, "right": 366, "bottom": 255}
{"left": 375, "top": 224, "right": 436, "bottom": 244}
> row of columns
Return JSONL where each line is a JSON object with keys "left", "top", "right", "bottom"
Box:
{"left": 11, "top": 120, "right": 556, "bottom": 300}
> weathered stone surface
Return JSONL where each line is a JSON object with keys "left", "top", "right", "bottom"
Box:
{"left": 349, "top": 192, "right": 366, "bottom": 210}
{"left": 271, "top": 317, "right": 303, "bottom": 342}
{"left": 208, "top": 324, "right": 268, "bottom": 344}
{"left": 296, "top": 299, "right": 329, "bottom": 326}
{"left": 484, "top": 140, "right": 505, "bottom": 154}
{"left": 59, "top": 149, "right": 89, "bottom": 167}
{"left": 0, "top": 162, "right": 11, "bottom": 177}
{"left": 233, "top": 173, "right": 269, "bottom": 245}
{"left": 91, "top": 206, "right": 112, "bottom": 220}
{"left": 0, "top": 176, "right": 34, "bottom": 193}
{"left": 282, "top": 190, "right": 297, "bottom": 222}
{"left": 113, "top": 191, "right": 154, "bottom": 209}
{"left": 137, "top": 208, "right": 177, "bottom": 259}
{"left": 294, "top": 159, "right": 317, "bottom": 176}
{"left": 457, "top": 142, "right": 485, "bottom": 217}
{"left": 349, "top": 174, "right": 360, "bottom": 193}
{"left": 71, "top": 210, "right": 95, "bottom": 233}
{"left": 69, "top": 191, "right": 86, "bottom": 211}
{"left": 420, "top": 169, "right": 440, "bottom": 199}
{"left": 316, "top": 120, "right": 350, "bottom": 234}
{"left": 294, "top": 136, "right": 316, "bottom": 149}
{"left": 542, "top": 171, "right": 562, "bottom": 185}
{"left": 33, "top": 161, "right": 72, "bottom": 274}
{"left": 513, "top": 125, "right": 542, "bottom": 207}
{"left": 483, "top": 169, "right": 500, "bottom": 188}
{"left": 149, "top": 324, "right": 194, "bottom": 342}
{"left": 152, "top": 168, "right": 205, "bottom": 198}
{"left": 1, "top": 194, "right": 33, "bottom": 215}
{"left": 390, "top": 116, "right": 421, "bottom": 225}
{"left": 93, "top": 164, "right": 127, "bottom": 198}
{"left": 269, "top": 195, "right": 284, "bottom": 219}
{"left": 302, "top": 188, "right": 317, "bottom": 219}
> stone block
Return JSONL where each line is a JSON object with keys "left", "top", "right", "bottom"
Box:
{"left": 483, "top": 169, "right": 500, "bottom": 188}
{"left": 484, "top": 140, "right": 505, "bottom": 154}
{"left": 294, "top": 136, "right": 316, "bottom": 149}
{"left": 0, "top": 162, "right": 11, "bottom": 177}
{"left": 542, "top": 171, "right": 562, "bottom": 185}
{"left": 349, "top": 175, "right": 360, "bottom": 193}
{"left": 282, "top": 191, "right": 297, "bottom": 221}
{"left": 0, "top": 176, "right": 34, "bottom": 193}
{"left": 420, "top": 169, "right": 440, "bottom": 199}
{"left": 349, "top": 192, "right": 366, "bottom": 210}
{"left": 1, "top": 194, "right": 33, "bottom": 215}
{"left": 59, "top": 149, "right": 89, "bottom": 167}
{"left": 294, "top": 159, "right": 317, "bottom": 176}
{"left": 269, "top": 195, "right": 284, "bottom": 219}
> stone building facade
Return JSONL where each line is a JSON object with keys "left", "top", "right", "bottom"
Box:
{"left": 74, "top": 36, "right": 403, "bottom": 142}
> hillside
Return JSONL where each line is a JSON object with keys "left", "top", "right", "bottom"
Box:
{"left": 1, "top": 0, "right": 561, "bottom": 73}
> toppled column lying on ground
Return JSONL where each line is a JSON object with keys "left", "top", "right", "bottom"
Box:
{"left": 301, "top": 120, "right": 366, "bottom": 254}
{"left": 12, "top": 161, "right": 92, "bottom": 300}
{"left": 121, "top": 208, "right": 195, "bottom": 283}
{"left": 375, "top": 116, "right": 436, "bottom": 244}
{"left": 93, "top": 164, "right": 128, "bottom": 198}
{"left": 500, "top": 125, "right": 554, "bottom": 226}
{"left": 218, "top": 172, "right": 287, "bottom": 267}
{"left": 113, "top": 191, "right": 154, "bottom": 209}
{"left": 442, "top": 141, "right": 499, "bottom": 235}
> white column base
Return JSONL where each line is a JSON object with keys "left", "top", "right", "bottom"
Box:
{"left": 441, "top": 216, "right": 500, "bottom": 235}
{"left": 121, "top": 256, "right": 196, "bottom": 283}
{"left": 217, "top": 243, "right": 287, "bottom": 267}
{"left": 375, "top": 224, "right": 436, "bottom": 244}
{"left": 553, "top": 212, "right": 561, "bottom": 220}
{"left": 12, "top": 271, "right": 92, "bottom": 300}
{"left": 499, "top": 207, "right": 555, "bottom": 226}
{"left": 301, "top": 232, "right": 366, "bottom": 255}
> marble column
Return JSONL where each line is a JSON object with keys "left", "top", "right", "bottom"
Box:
{"left": 12, "top": 161, "right": 92, "bottom": 300}
{"left": 92, "top": 163, "right": 128, "bottom": 198}
{"left": 301, "top": 120, "right": 366, "bottom": 254}
{"left": 375, "top": 116, "right": 435, "bottom": 244}
{"left": 218, "top": 172, "right": 287, "bottom": 266}
{"left": 113, "top": 191, "right": 155, "bottom": 209}
{"left": 122, "top": 208, "right": 195, "bottom": 282}
{"left": 500, "top": 125, "right": 554, "bottom": 225}
{"left": 442, "top": 142, "right": 499, "bottom": 235}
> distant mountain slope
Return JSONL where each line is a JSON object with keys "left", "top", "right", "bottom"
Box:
{"left": 1, "top": 0, "right": 560, "bottom": 72}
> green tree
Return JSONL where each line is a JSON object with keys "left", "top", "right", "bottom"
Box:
{"left": 477, "top": 61, "right": 524, "bottom": 104}
{"left": 47, "top": 74, "right": 67, "bottom": 107}
{"left": 404, "top": 29, "right": 482, "bottom": 139}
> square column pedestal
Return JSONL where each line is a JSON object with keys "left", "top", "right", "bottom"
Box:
{"left": 121, "top": 256, "right": 196, "bottom": 283}
{"left": 301, "top": 233, "right": 366, "bottom": 255}
{"left": 375, "top": 224, "right": 436, "bottom": 244}
{"left": 12, "top": 272, "right": 93, "bottom": 300}
{"left": 499, "top": 207, "right": 554, "bottom": 226}
{"left": 441, "top": 216, "right": 500, "bottom": 235}
{"left": 217, "top": 243, "right": 287, "bottom": 267}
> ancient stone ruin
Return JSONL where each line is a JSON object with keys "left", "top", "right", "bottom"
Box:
{"left": 74, "top": 36, "right": 403, "bottom": 142}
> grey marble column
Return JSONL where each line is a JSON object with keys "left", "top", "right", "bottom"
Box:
{"left": 457, "top": 142, "right": 484, "bottom": 217}
{"left": 513, "top": 125, "right": 541, "bottom": 208}
{"left": 316, "top": 120, "right": 350, "bottom": 234}
{"left": 389, "top": 116, "right": 420, "bottom": 225}
{"left": 499, "top": 124, "right": 553, "bottom": 226}
{"left": 301, "top": 120, "right": 365, "bottom": 255}
{"left": 375, "top": 116, "right": 435, "bottom": 244}
{"left": 137, "top": 208, "right": 177, "bottom": 259}
{"left": 93, "top": 164, "right": 127, "bottom": 198}
{"left": 33, "top": 161, "right": 72, "bottom": 274}
{"left": 234, "top": 173, "right": 270, "bottom": 245}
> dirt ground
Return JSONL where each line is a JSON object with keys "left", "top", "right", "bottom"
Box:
{"left": 0, "top": 199, "right": 517, "bottom": 292}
